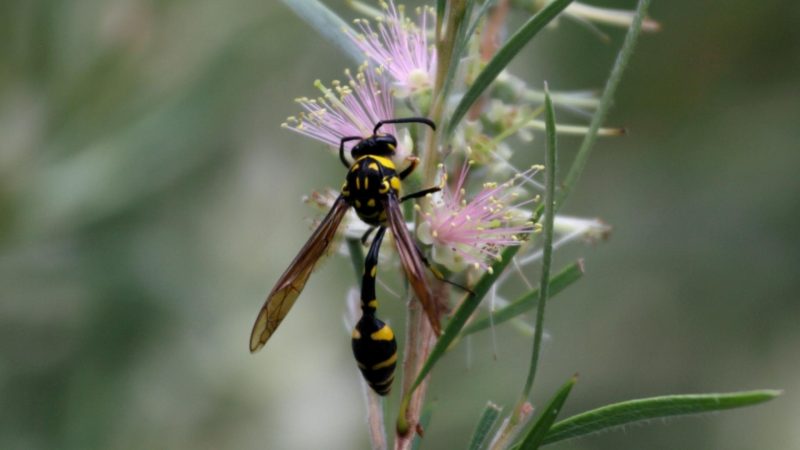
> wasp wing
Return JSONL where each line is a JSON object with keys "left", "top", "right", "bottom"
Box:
{"left": 384, "top": 194, "right": 443, "bottom": 335}
{"left": 250, "top": 195, "right": 349, "bottom": 352}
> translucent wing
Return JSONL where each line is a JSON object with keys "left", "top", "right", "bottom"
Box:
{"left": 384, "top": 194, "right": 443, "bottom": 335}
{"left": 250, "top": 195, "right": 349, "bottom": 352}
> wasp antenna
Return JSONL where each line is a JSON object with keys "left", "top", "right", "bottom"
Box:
{"left": 373, "top": 117, "right": 436, "bottom": 135}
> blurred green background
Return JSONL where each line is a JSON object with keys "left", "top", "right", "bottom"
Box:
{"left": 1, "top": 0, "right": 798, "bottom": 449}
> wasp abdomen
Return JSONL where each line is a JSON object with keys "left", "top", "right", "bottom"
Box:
{"left": 351, "top": 313, "right": 397, "bottom": 396}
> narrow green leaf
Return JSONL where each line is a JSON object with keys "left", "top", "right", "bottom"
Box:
{"left": 542, "top": 390, "right": 782, "bottom": 445}
{"left": 519, "top": 85, "right": 558, "bottom": 399}
{"left": 461, "top": 260, "right": 583, "bottom": 336}
{"left": 280, "top": 0, "right": 363, "bottom": 64}
{"left": 468, "top": 402, "right": 503, "bottom": 450}
{"left": 408, "top": 245, "right": 520, "bottom": 394}
{"left": 445, "top": 0, "right": 574, "bottom": 137}
{"left": 500, "top": 86, "right": 561, "bottom": 443}
{"left": 517, "top": 375, "right": 577, "bottom": 450}
{"left": 554, "top": 0, "right": 650, "bottom": 211}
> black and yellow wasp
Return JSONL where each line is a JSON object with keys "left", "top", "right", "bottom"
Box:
{"left": 249, "top": 117, "right": 444, "bottom": 394}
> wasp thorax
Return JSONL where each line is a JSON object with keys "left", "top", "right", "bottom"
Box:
{"left": 343, "top": 153, "right": 399, "bottom": 226}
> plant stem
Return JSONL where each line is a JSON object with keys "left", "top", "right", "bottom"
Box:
{"left": 421, "top": 0, "right": 467, "bottom": 185}
{"left": 396, "top": 2, "right": 468, "bottom": 446}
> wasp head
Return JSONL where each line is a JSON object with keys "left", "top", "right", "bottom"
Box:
{"left": 350, "top": 134, "right": 398, "bottom": 159}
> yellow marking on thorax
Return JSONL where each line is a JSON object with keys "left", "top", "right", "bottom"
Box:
{"left": 368, "top": 299, "right": 378, "bottom": 309}
{"left": 372, "top": 352, "right": 398, "bottom": 370}
{"left": 355, "top": 177, "right": 361, "bottom": 190}
{"left": 368, "top": 162, "right": 379, "bottom": 171}
{"left": 370, "top": 156, "right": 396, "bottom": 171}
{"left": 367, "top": 199, "right": 376, "bottom": 207}
{"left": 355, "top": 200, "right": 361, "bottom": 208}
{"left": 371, "top": 326, "right": 394, "bottom": 341}
{"left": 370, "top": 266, "right": 377, "bottom": 278}
{"left": 390, "top": 176, "right": 401, "bottom": 192}
{"left": 363, "top": 177, "right": 369, "bottom": 189}
{"left": 352, "top": 328, "right": 361, "bottom": 339}
{"left": 379, "top": 179, "right": 390, "bottom": 194}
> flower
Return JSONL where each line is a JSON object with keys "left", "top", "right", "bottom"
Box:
{"left": 347, "top": 1, "right": 436, "bottom": 97}
{"left": 417, "top": 162, "right": 541, "bottom": 273}
{"left": 283, "top": 64, "right": 409, "bottom": 156}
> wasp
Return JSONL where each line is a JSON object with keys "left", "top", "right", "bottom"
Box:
{"left": 250, "top": 117, "right": 445, "bottom": 365}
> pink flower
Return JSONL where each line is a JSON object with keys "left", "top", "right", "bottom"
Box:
{"left": 418, "top": 162, "right": 540, "bottom": 273}
{"left": 347, "top": 1, "right": 436, "bottom": 97}
{"left": 283, "top": 65, "right": 403, "bottom": 155}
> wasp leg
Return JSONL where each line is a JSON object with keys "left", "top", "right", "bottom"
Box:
{"left": 339, "top": 136, "right": 364, "bottom": 169}
{"left": 413, "top": 242, "right": 475, "bottom": 296}
{"left": 360, "top": 226, "right": 377, "bottom": 246}
{"left": 398, "top": 156, "right": 419, "bottom": 180}
{"left": 400, "top": 186, "right": 441, "bottom": 202}
{"left": 373, "top": 117, "right": 435, "bottom": 135}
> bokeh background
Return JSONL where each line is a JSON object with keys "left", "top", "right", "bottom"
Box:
{"left": 1, "top": 0, "right": 798, "bottom": 449}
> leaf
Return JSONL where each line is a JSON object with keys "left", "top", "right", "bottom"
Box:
{"left": 445, "top": 0, "right": 574, "bottom": 137}
{"left": 460, "top": 260, "right": 583, "bottom": 337}
{"left": 280, "top": 0, "right": 363, "bottom": 64}
{"left": 542, "top": 390, "right": 782, "bottom": 445}
{"left": 408, "top": 245, "right": 520, "bottom": 393}
{"left": 516, "top": 375, "right": 577, "bottom": 450}
{"left": 518, "top": 84, "right": 558, "bottom": 398}
{"left": 554, "top": 0, "right": 651, "bottom": 211}
{"left": 468, "top": 402, "right": 503, "bottom": 450}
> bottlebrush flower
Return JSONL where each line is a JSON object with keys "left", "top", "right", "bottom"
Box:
{"left": 417, "top": 162, "right": 540, "bottom": 273}
{"left": 347, "top": 1, "right": 436, "bottom": 97}
{"left": 282, "top": 64, "right": 411, "bottom": 158}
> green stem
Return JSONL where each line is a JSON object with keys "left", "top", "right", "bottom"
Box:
{"left": 421, "top": 0, "right": 467, "bottom": 186}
